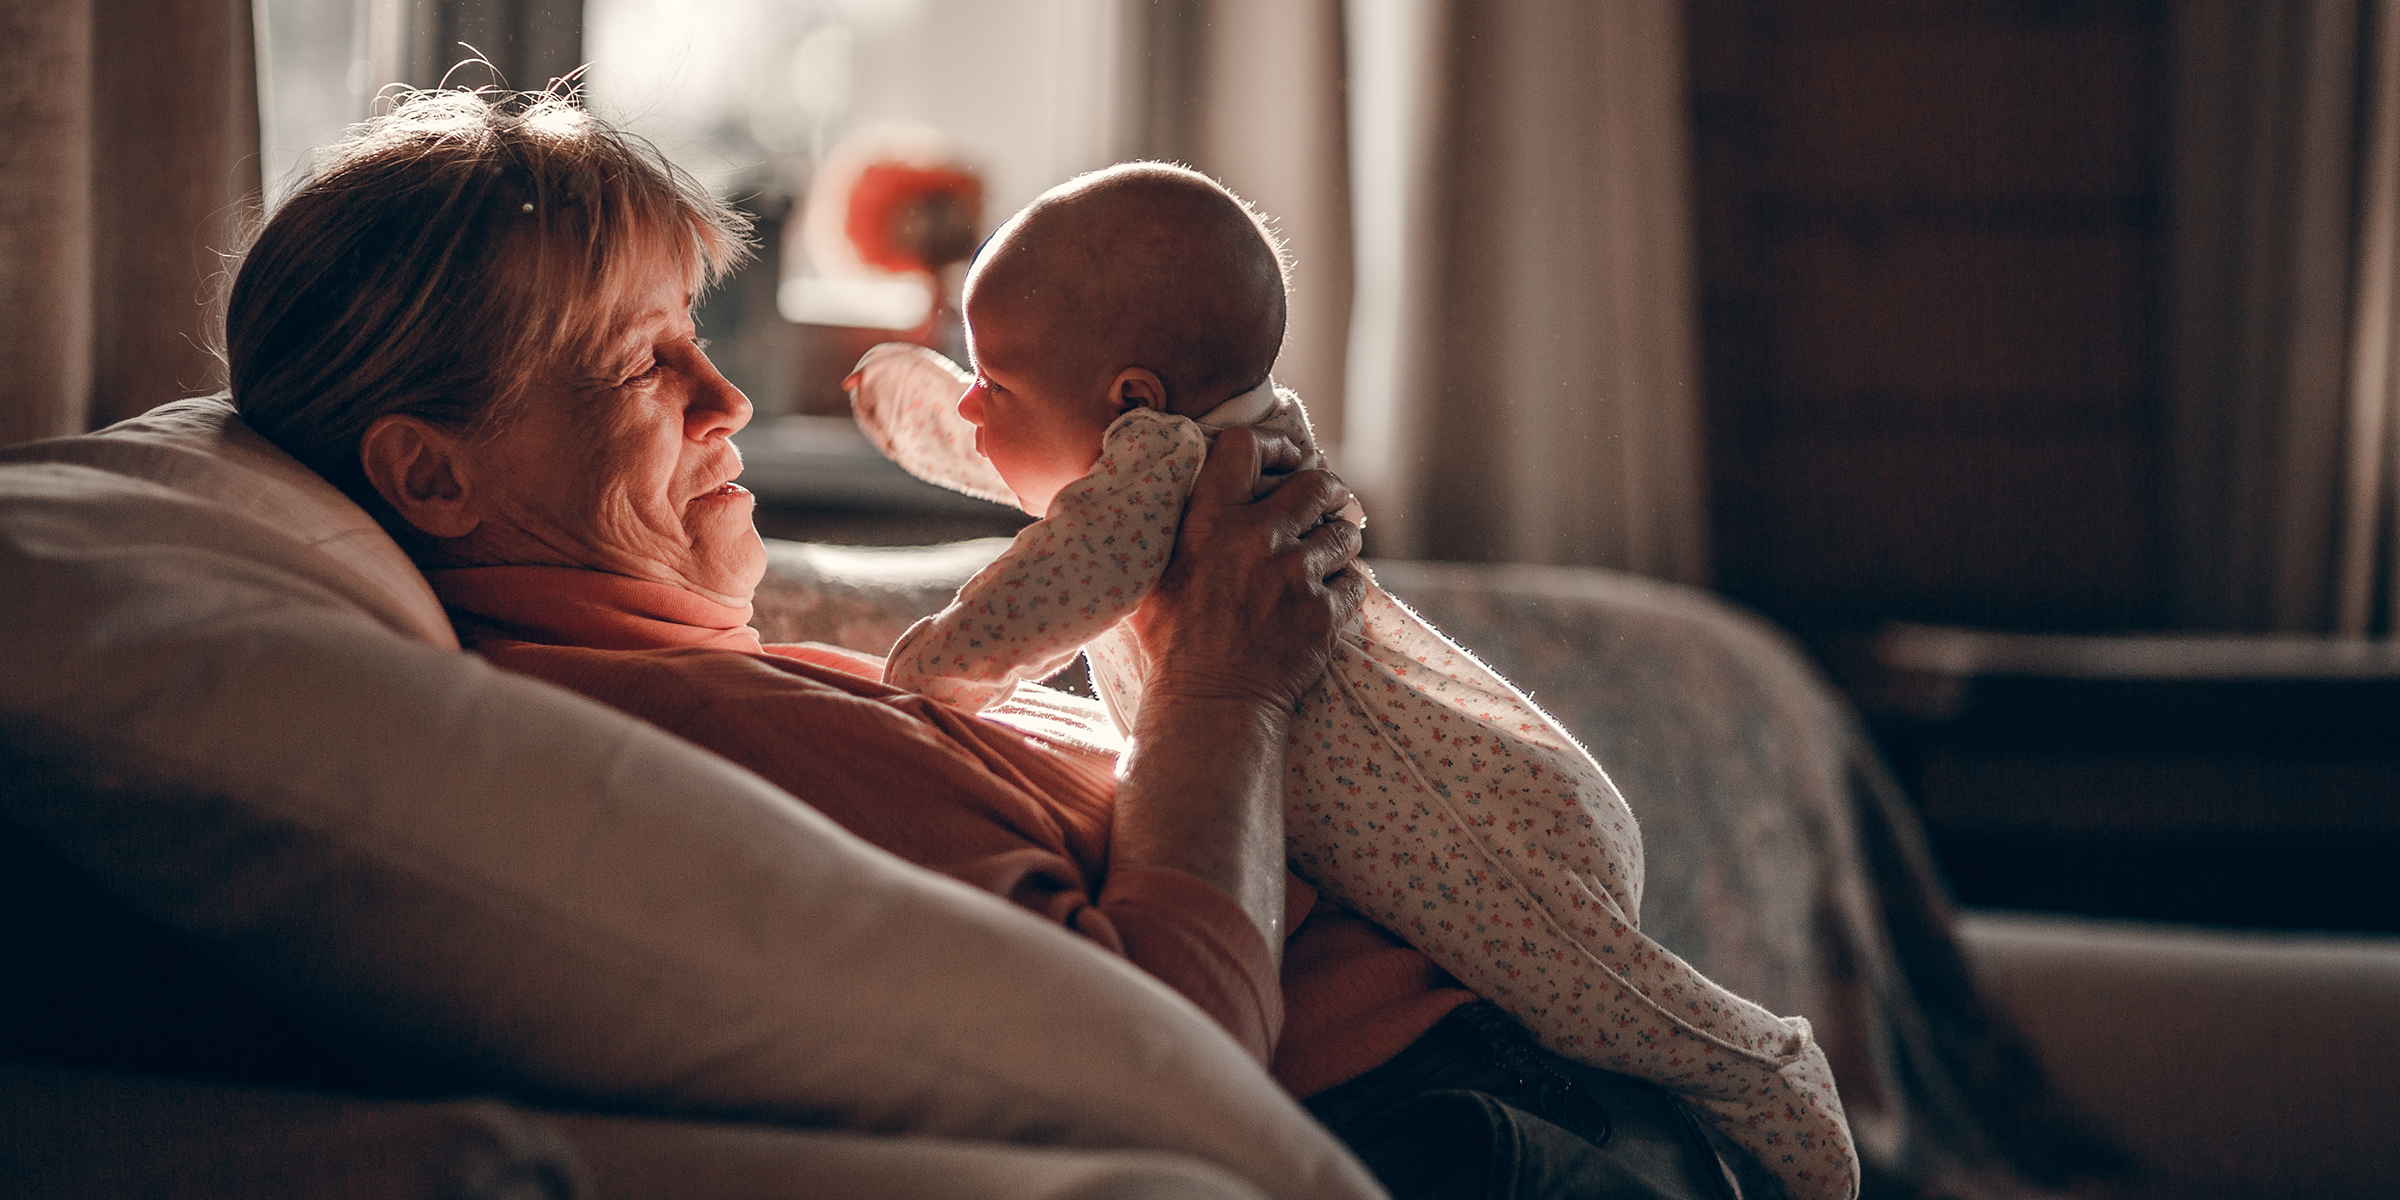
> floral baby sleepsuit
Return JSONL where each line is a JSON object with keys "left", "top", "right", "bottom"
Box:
{"left": 849, "top": 341, "right": 1860, "bottom": 1200}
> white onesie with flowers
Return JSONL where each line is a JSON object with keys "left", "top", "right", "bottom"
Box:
{"left": 850, "top": 342, "right": 1860, "bottom": 1200}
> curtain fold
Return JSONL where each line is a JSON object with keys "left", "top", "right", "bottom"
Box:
{"left": 1152, "top": 0, "right": 1708, "bottom": 581}
{"left": 0, "top": 0, "right": 261, "bottom": 446}
{"left": 1342, "top": 0, "right": 1710, "bottom": 581}
{"left": 1, "top": 0, "right": 96, "bottom": 446}
{"left": 1145, "top": 0, "right": 1355, "bottom": 449}
{"left": 2167, "top": 0, "right": 2400, "bottom": 634}
{"left": 2343, "top": 0, "right": 2400, "bottom": 632}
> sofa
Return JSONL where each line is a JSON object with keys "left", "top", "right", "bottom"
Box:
{"left": 3, "top": 397, "right": 2395, "bottom": 1199}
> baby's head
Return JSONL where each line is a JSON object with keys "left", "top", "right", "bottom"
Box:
{"left": 957, "top": 163, "right": 1287, "bottom": 514}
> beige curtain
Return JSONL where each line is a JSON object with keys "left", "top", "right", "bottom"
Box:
{"left": 1142, "top": 0, "right": 1355, "bottom": 448}
{"left": 2341, "top": 1, "right": 2400, "bottom": 633}
{"left": 1, "top": 0, "right": 95, "bottom": 446}
{"left": 1143, "top": 0, "right": 1708, "bottom": 581}
{"left": 1340, "top": 0, "right": 1708, "bottom": 579}
{"left": 0, "top": 0, "right": 260, "bottom": 447}
{"left": 2168, "top": 0, "right": 2400, "bottom": 634}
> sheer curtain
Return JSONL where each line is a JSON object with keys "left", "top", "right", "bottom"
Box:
{"left": 1343, "top": 0, "right": 1709, "bottom": 581}
{"left": 2169, "top": 0, "right": 2400, "bottom": 634}
{"left": 1143, "top": 0, "right": 1355, "bottom": 447}
{"left": 2342, "top": 1, "right": 2400, "bottom": 633}
{"left": 1152, "top": 0, "right": 1710, "bottom": 581}
{"left": 0, "top": 0, "right": 259, "bottom": 447}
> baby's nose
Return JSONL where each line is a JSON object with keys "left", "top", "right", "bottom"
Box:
{"left": 956, "top": 383, "right": 985, "bottom": 423}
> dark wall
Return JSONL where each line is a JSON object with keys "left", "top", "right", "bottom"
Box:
{"left": 1690, "top": 0, "right": 2171, "bottom": 639}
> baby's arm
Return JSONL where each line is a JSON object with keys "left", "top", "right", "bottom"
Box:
{"left": 883, "top": 409, "right": 1209, "bottom": 710}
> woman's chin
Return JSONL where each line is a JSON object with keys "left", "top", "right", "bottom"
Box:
{"left": 681, "top": 489, "right": 766, "bottom": 600}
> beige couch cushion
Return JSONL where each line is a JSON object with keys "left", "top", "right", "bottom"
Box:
{"left": 0, "top": 398, "right": 1379, "bottom": 1200}
{"left": 3, "top": 394, "right": 453, "bottom": 649}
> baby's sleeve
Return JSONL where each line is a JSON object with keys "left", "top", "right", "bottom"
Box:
{"left": 883, "top": 410, "right": 1208, "bottom": 710}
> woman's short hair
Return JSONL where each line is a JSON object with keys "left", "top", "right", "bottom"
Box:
{"left": 225, "top": 88, "right": 749, "bottom": 514}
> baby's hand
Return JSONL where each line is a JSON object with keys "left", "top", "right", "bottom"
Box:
{"left": 845, "top": 342, "right": 1015, "bottom": 506}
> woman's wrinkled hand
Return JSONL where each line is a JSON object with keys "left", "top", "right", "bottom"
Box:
{"left": 1129, "top": 427, "right": 1367, "bottom": 717}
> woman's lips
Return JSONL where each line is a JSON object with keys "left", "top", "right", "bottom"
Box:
{"left": 691, "top": 481, "right": 751, "bottom": 504}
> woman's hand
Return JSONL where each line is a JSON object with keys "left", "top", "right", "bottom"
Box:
{"left": 1109, "top": 427, "right": 1366, "bottom": 972}
{"left": 1127, "top": 427, "right": 1367, "bottom": 715}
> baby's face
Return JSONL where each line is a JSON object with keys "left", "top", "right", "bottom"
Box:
{"left": 957, "top": 286, "right": 1122, "bottom": 516}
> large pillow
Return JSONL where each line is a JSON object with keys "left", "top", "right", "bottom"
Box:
{"left": 0, "top": 397, "right": 1379, "bottom": 1200}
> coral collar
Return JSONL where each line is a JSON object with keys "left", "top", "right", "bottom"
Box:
{"left": 424, "top": 565, "right": 764, "bottom": 653}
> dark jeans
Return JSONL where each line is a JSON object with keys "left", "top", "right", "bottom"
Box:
{"left": 1305, "top": 1003, "right": 1769, "bottom": 1200}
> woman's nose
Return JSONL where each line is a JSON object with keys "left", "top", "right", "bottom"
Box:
{"left": 686, "top": 351, "right": 753, "bottom": 440}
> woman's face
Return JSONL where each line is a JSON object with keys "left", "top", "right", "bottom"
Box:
{"left": 454, "top": 253, "right": 765, "bottom": 604}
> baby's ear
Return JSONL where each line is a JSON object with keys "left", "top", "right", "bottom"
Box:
{"left": 1109, "top": 368, "right": 1169, "bottom": 414}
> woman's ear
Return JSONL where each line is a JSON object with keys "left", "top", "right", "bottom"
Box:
{"left": 1109, "top": 367, "right": 1169, "bottom": 414}
{"left": 359, "top": 414, "right": 480, "bottom": 540}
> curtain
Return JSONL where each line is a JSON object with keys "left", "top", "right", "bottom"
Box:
{"left": 1143, "top": 0, "right": 1355, "bottom": 448}
{"left": 2167, "top": 0, "right": 2400, "bottom": 634}
{"left": 1341, "top": 0, "right": 1710, "bottom": 580}
{"left": 1148, "top": 0, "right": 1710, "bottom": 581}
{"left": 1, "top": 0, "right": 95, "bottom": 446}
{"left": 368, "top": 0, "right": 584, "bottom": 95}
{"left": 0, "top": 0, "right": 588, "bottom": 451}
{"left": 2343, "top": 1, "right": 2400, "bottom": 633}
{"left": 0, "top": 0, "right": 260, "bottom": 447}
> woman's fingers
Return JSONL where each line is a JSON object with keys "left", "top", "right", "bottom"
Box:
{"left": 1261, "top": 467, "right": 1357, "bottom": 539}
{"left": 1132, "top": 426, "right": 1367, "bottom": 715}
{"left": 1299, "top": 504, "right": 1367, "bottom": 596}
{"left": 1196, "top": 427, "right": 1306, "bottom": 506}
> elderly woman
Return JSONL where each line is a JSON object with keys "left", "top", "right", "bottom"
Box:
{"left": 224, "top": 91, "right": 1788, "bottom": 1200}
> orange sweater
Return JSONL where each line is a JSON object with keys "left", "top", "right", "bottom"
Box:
{"left": 427, "top": 566, "right": 1472, "bottom": 1094}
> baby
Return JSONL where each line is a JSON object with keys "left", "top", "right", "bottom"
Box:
{"left": 848, "top": 164, "right": 1855, "bottom": 1200}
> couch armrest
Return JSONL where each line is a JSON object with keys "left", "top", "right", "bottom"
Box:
{"left": 1956, "top": 911, "right": 2400, "bottom": 1200}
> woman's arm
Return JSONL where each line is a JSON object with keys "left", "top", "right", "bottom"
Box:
{"left": 1112, "top": 428, "right": 1366, "bottom": 971}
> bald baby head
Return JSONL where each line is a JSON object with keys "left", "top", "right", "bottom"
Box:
{"left": 964, "top": 163, "right": 1287, "bottom": 417}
